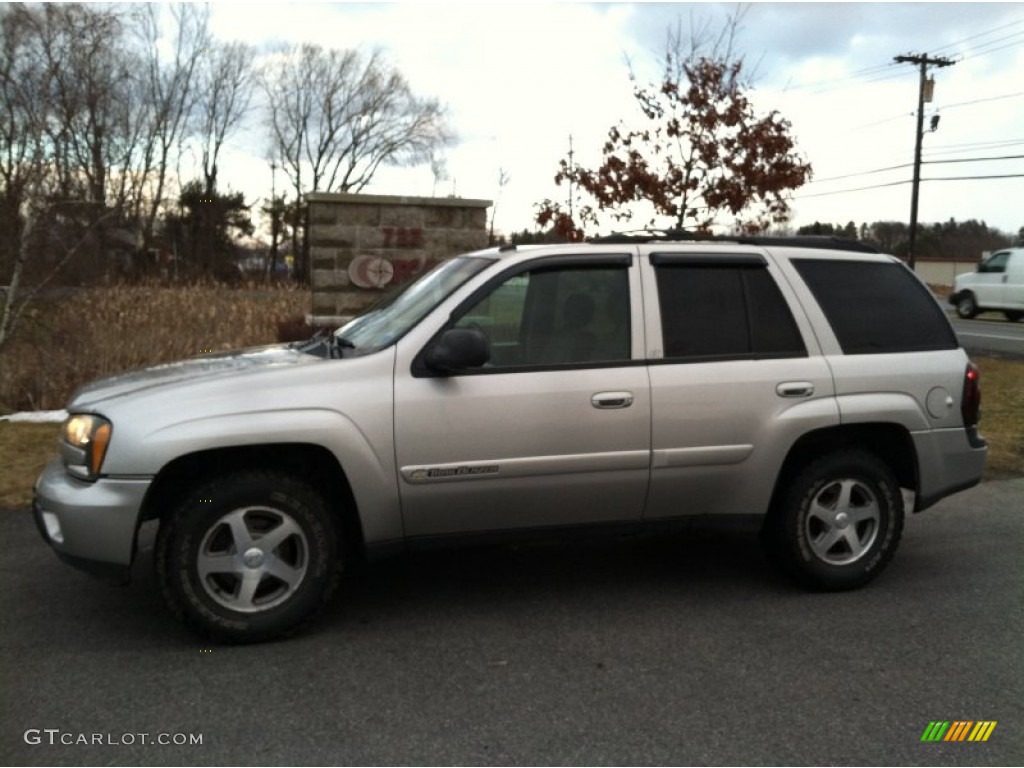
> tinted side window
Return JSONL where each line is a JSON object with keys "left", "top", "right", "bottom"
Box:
{"left": 655, "top": 266, "right": 805, "bottom": 360}
{"left": 454, "top": 266, "right": 630, "bottom": 368}
{"left": 793, "top": 259, "right": 958, "bottom": 354}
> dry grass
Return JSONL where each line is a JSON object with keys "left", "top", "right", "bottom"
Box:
{"left": 0, "top": 422, "right": 60, "bottom": 508}
{"left": 0, "top": 282, "right": 309, "bottom": 412}
{"left": 975, "top": 355, "right": 1024, "bottom": 479}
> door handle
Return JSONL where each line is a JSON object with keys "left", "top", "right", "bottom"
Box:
{"left": 592, "top": 391, "right": 634, "bottom": 409}
{"left": 776, "top": 381, "right": 814, "bottom": 398}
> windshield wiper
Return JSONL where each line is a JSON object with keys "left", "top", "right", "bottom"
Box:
{"left": 291, "top": 329, "right": 352, "bottom": 359}
{"left": 328, "top": 335, "right": 356, "bottom": 359}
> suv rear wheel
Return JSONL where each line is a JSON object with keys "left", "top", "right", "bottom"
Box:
{"left": 1004, "top": 310, "right": 1022, "bottom": 322}
{"left": 155, "top": 471, "right": 340, "bottom": 642}
{"left": 766, "top": 451, "right": 904, "bottom": 590}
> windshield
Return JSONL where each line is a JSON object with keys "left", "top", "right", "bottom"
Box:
{"left": 334, "top": 256, "right": 493, "bottom": 353}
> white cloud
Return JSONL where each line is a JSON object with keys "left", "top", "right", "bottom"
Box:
{"left": 204, "top": 1, "right": 1024, "bottom": 240}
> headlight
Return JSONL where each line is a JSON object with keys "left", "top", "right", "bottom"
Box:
{"left": 61, "top": 414, "right": 112, "bottom": 480}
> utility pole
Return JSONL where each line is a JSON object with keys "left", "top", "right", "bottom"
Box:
{"left": 893, "top": 52, "right": 955, "bottom": 269}
{"left": 269, "top": 161, "right": 280, "bottom": 279}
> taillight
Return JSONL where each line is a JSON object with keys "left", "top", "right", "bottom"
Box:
{"left": 961, "top": 362, "right": 981, "bottom": 428}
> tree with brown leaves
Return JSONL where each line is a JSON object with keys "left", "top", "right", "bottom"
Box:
{"left": 537, "top": 14, "right": 812, "bottom": 240}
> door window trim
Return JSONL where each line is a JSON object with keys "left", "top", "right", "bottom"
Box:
{"left": 412, "top": 253, "right": 637, "bottom": 377}
{"left": 650, "top": 259, "right": 809, "bottom": 363}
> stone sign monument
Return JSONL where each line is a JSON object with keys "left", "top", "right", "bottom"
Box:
{"left": 307, "top": 192, "right": 491, "bottom": 326}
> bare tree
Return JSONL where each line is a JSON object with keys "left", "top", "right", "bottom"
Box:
{"left": 0, "top": 5, "right": 47, "bottom": 348}
{"left": 262, "top": 44, "right": 455, "bottom": 277}
{"left": 0, "top": 5, "right": 45, "bottom": 233}
{"left": 2, "top": 4, "right": 127, "bottom": 344}
{"left": 135, "top": 3, "right": 210, "bottom": 249}
{"left": 195, "top": 41, "right": 256, "bottom": 196}
{"left": 30, "top": 4, "right": 136, "bottom": 208}
{"left": 264, "top": 45, "right": 454, "bottom": 195}
{"left": 0, "top": 4, "right": 142, "bottom": 344}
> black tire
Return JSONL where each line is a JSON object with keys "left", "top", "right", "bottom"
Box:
{"left": 1004, "top": 310, "right": 1022, "bottom": 323}
{"left": 764, "top": 451, "right": 904, "bottom": 591}
{"left": 956, "top": 292, "right": 978, "bottom": 319}
{"left": 155, "top": 470, "right": 340, "bottom": 643}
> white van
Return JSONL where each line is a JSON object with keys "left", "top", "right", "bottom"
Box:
{"left": 950, "top": 248, "right": 1024, "bottom": 321}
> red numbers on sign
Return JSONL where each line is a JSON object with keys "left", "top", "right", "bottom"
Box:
{"left": 381, "top": 226, "right": 423, "bottom": 248}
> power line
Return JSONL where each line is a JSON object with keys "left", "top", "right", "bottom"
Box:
{"left": 924, "top": 139, "right": 1024, "bottom": 158}
{"left": 851, "top": 112, "right": 914, "bottom": 131}
{"left": 780, "top": 62, "right": 891, "bottom": 92}
{"left": 793, "top": 179, "right": 912, "bottom": 200}
{"left": 939, "top": 90, "right": 1024, "bottom": 110}
{"left": 804, "top": 67, "right": 912, "bottom": 96}
{"left": 932, "top": 17, "right": 1024, "bottom": 55}
{"left": 923, "top": 173, "right": 1024, "bottom": 181}
{"left": 923, "top": 153, "right": 1024, "bottom": 166}
{"left": 780, "top": 61, "right": 914, "bottom": 96}
{"left": 840, "top": 89, "right": 1024, "bottom": 136}
{"left": 794, "top": 170, "right": 1024, "bottom": 201}
{"left": 928, "top": 137, "right": 1024, "bottom": 150}
{"left": 807, "top": 153, "right": 1024, "bottom": 186}
{"left": 966, "top": 38, "right": 1024, "bottom": 59}
{"left": 958, "top": 30, "right": 1024, "bottom": 59}
{"left": 807, "top": 162, "right": 914, "bottom": 185}
{"left": 776, "top": 17, "right": 1024, "bottom": 98}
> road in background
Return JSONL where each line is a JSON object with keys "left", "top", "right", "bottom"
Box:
{"left": 951, "top": 316, "right": 1024, "bottom": 358}
{"left": 2, "top": 477, "right": 1022, "bottom": 766}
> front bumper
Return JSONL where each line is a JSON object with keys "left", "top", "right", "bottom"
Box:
{"left": 33, "top": 458, "right": 152, "bottom": 581}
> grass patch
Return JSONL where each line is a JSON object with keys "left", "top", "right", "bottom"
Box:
{"left": 975, "top": 355, "right": 1024, "bottom": 480}
{"left": 0, "top": 282, "right": 309, "bottom": 412}
{"left": 0, "top": 422, "right": 60, "bottom": 508}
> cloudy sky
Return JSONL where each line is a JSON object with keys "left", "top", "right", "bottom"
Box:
{"left": 205, "top": 1, "right": 1024, "bottom": 239}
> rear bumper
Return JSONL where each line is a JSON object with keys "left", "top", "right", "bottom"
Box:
{"left": 33, "top": 458, "right": 151, "bottom": 581}
{"left": 912, "top": 428, "right": 988, "bottom": 512}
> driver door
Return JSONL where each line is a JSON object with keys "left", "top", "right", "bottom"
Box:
{"left": 393, "top": 255, "right": 651, "bottom": 537}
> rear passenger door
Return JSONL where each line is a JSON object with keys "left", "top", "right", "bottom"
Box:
{"left": 640, "top": 250, "right": 839, "bottom": 520}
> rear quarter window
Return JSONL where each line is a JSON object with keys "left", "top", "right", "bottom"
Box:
{"left": 793, "top": 259, "right": 958, "bottom": 354}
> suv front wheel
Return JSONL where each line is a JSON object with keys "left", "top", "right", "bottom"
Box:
{"left": 155, "top": 470, "right": 340, "bottom": 642}
{"left": 766, "top": 451, "right": 904, "bottom": 590}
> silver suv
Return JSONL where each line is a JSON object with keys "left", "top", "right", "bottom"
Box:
{"left": 34, "top": 234, "right": 987, "bottom": 642}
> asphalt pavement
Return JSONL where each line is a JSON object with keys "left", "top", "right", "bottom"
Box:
{"left": 950, "top": 316, "right": 1024, "bottom": 359}
{"left": 2, "top": 478, "right": 1022, "bottom": 766}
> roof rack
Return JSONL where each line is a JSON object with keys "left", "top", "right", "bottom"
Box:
{"left": 588, "top": 229, "right": 881, "bottom": 254}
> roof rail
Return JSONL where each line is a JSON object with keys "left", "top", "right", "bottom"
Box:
{"left": 588, "top": 229, "right": 881, "bottom": 254}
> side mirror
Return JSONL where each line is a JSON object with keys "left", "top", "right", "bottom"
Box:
{"left": 425, "top": 328, "right": 490, "bottom": 374}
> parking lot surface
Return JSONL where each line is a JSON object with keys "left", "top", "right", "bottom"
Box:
{"left": 2, "top": 478, "right": 1022, "bottom": 766}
